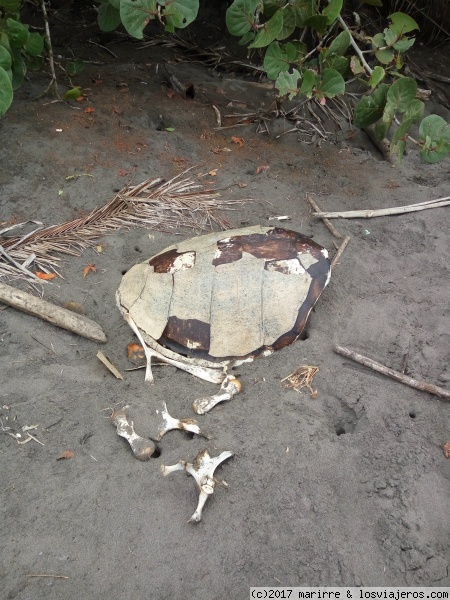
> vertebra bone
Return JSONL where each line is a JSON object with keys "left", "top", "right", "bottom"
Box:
{"left": 193, "top": 375, "right": 241, "bottom": 414}
{"left": 111, "top": 408, "right": 156, "bottom": 460}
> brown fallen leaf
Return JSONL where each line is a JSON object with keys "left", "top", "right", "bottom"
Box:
{"left": 84, "top": 107, "right": 95, "bottom": 113}
{"left": 57, "top": 449, "right": 74, "bottom": 460}
{"left": 36, "top": 272, "right": 57, "bottom": 280}
{"left": 256, "top": 165, "right": 270, "bottom": 174}
{"left": 443, "top": 442, "right": 450, "bottom": 458}
{"left": 231, "top": 136, "right": 245, "bottom": 147}
{"left": 83, "top": 263, "right": 96, "bottom": 277}
{"left": 127, "top": 342, "right": 145, "bottom": 365}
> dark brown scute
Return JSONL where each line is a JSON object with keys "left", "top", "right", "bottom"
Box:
{"left": 163, "top": 316, "right": 211, "bottom": 351}
{"left": 149, "top": 249, "right": 181, "bottom": 273}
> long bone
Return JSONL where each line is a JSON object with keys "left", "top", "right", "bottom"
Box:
{"left": 124, "top": 313, "right": 226, "bottom": 384}
{"left": 193, "top": 375, "right": 242, "bottom": 415}
{"left": 161, "top": 449, "right": 233, "bottom": 523}
{"left": 111, "top": 408, "right": 156, "bottom": 461}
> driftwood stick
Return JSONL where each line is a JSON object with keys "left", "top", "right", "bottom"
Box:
{"left": 331, "top": 236, "right": 351, "bottom": 269}
{"left": 0, "top": 282, "right": 107, "bottom": 343}
{"left": 313, "top": 196, "right": 450, "bottom": 219}
{"left": 306, "top": 194, "right": 343, "bottom": 239}
{"left": 335, "top": 345, "right": 450, "bottom": 400}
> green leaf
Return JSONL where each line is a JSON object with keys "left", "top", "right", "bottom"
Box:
{"left": 98, "top": 2, "right": 122, "bottom": 31}
{"left": 109, "top": 0, "right": 121, "bottom": 8}
{"left": 263, "top": 41, "right": 290, "bottom": 80}
{"left": 164, "top": 0, "right": 199, "bottom": 32}
{"left": 64, "top": 87, "right": 82, "bottom": 100}
{"left": 249, "top": 9, "right": 283, "bottom": 48}
{"left": 120, "top": 0, "right": 157, "bottom": 39}
{"left": 368, "top": 65, "right": 385, "bottom": 88}
{"left": 324, "top": 30, "right": 350, "bottom": 57}
{"left": 276, "top": 6, "right": 296, "bottom": 41}
{"left": 322, "top": 0, "right": 342, "bottom": 25}
{"left": 383, "top": 27, "right": 398, "bottom": 46}
{"left": 322, "top": 55, "right": 348, "bottom": 76}
{"left": 371, "top": 33, "right": 385, "bottom": 49}
{"left": 303, "top": 14, "right": 328, "bottom": 34}
{"left": 419, "top": 115, "right": 450, "bottom": 163}
{"left": 0, "top": 0, "right": 21, "bottom": 11}
{"left": 24, "top": 32, "right": 44, "bottom": 56}
{"left": 239, "top": 31, "right": 255, "bottom": 45}
{"left": 350, "top": 56, "right": 364, "bottom": 75}
{"left": 11, "top": 48, "right": 25, "bottom": 89}
{"left": 66, "top": 59, "right": 85, "bottom": 77}
{"left": 353, "top": 83, "right": 389, "bottom": 128}
{"left": 393, "top": 37, "right": 415, "bottom": 52}
{"left": 5, "top": 18, "right": 29, "bottom": 48}
{"left": 275, "top": 68, "right": 301, "bottom": 99}
{"left": 165, "top": 126, "right": 175, "bottom": 131}
{"left": 316, "top": 68, "right": 345, "bottom": 98}
{"left": 390, "top": 138, "right": 406, "bottom": 165}
{"left": 226, "top": 0, "right": 260, "bottom": 37}
{"left": 25, "top": 55, "right": 44, "bottom": 70}
{"left": 300, "top": 69, "right": 315, "bottom": 98}
{"left": 375, "top": 47, "right": 394, "bottom": 65}
{"left": 0, "top": 45, "right": 12, "bottom": 71}
{"left": 284, "top": 41, "right": 300, "bottom": 62}
{"left": 404, "top": 98, "right": 424, "bottom": 123}
{"left": 388, "top": 12, "right": 419, "bottom": 35}
{"left": 290, "top": 0, "right": 316, "bottom": 27}
{"left": 0, "top": 65, "right": 13, "bottom": 115}
{"left": 386, "top": 77, "right": 417, "bottom": 112}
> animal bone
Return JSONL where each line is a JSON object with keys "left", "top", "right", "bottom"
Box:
{"left": 111, "top": 408, "right": 156, "bottom": 460}
{"left": 124, "top": 312, "right": 226, "bottom": 384}
{"left": 193, "top": 375, "right": 242, "bottom": 414}
{"left": 155, "top": 401, "right": 205, "bottom": 440}
{"left": 161, "top": 449, "right": 233, "bottom": 523}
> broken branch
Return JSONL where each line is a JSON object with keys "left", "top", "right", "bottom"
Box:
{"left": 335, "top": 345, "right": 450, "bottom": 400}
{"left": 313, "top": 196, "right": 450, "bottom": 219}
{"left": 0, "top": 283, "right": 107, "bottom": 343}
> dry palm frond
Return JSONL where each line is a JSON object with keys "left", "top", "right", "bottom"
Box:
{"left": 0, "top": 171, "right": 242, "bottom": 282}
{"left": 281, "top": 365, "right": 320, "bottom": 397}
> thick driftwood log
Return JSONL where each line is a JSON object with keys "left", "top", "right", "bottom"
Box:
{"left": 0, "top": 282, "right": 107, "bottom": 343}
{"left": 335, "top": 345, "right": 450, "bottom": 401}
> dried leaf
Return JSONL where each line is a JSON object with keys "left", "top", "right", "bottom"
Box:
{"left": 231, "top": 136, "right": 245, "bottom": 147}
{"left": 443, "top": 442, "right": 450, "bottom": 458}
{"left": 57, "top": 449, "right": 74, "bottom": 460}
{"left": 83, "top": 263, "right": 96, "bottom": 277}
{"left": 118, "top": 169, "right": 131, "bottom": 177}
{"left": 127, "top": 342, "right": 145, "bottom": 365}
{"left": 256, "top": 165, "right": 270, "bottom": 174}
{"left": 84, "top": 107, "right": 95, "bottom": 113}
{"left": 36, "top": 271, "right": 57, "bottom": 280}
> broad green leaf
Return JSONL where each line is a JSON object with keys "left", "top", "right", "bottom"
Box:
{"left": 98, "top": 2, "right": 122, "bottom": 31}
{"left": 324, "top": 30, "right": 350, "bottom": 57}
{"left": 24, "top": 32, "right": 44, "bottom": 56}
{"left": 300, "top": 69, "right": 315, "bottom": 98}
{"left": 404, "top": 98, "right": 424, "bottom": 123}
{"left": 383, "top": 27, "right": 398, "bottom": 46}
{"left": 11, "top": 48, "right": 25, "bottom": 89}
{"left": 390, "top": 138, "right": 406, "bottom": 165}
{"left": 419, "top": 115, "right": 450, "bottom": 163}
{"left": 374, "top": 119, "right": 391, "bottom": 140}
{"left": 263, "top": 0, "right": 284, "bottom": 18}
{"left": 66, "top": 59, "right": 85, "bottom": 77}
{"left": 25, "top": 55, "right": 44, "bottom": 71}
{"left": 371, "top": 33, "right": 385, "bottom": 49}
{"left": 303, "top": 14, "right": 328, "bottom": 34}
{"left": 368, "top": 65, "right": 385, "bottom": 88}
{"left": 375, "top": 47, "right": 394, "bottom": 65}
{"left": 249, "top": 9, "right": 283, "bottom": 48}
{"left": 353, "top": 83, "right": 389, "bottom": 128}
{"left": 276, "top": 6, "right": 297, "bottom": 41}
{"left": 322, "top": 55, "right": 348, "bottom": 76}
{"left": 322, "top": 0, "right": 342, "bottom": 25}
{"left": 120, "top": 0, "right": 157, "bottom": 39}
{"left": 388, "top": 12, "right": 419, "bottom": 35}
{"left": 109, "top": 0, "right": 121, "bottom": 8}
{"left": 239, "top": 31, "right": 255, "bottom": 45}
{"left": 6, "top": 18, "right": 29, "bottom": 48}
{"left": 391, "top": 116, "right": 413, "bottom": 147}
{"left": 0, "top": 0, "right": 21, "bottom": 10}
{"left": 0, "top": 65, "right": 13, "bottom": 115}
{"left": 316, "top": 68, "right": 345, "bottom": 98}
{"left": 64, "top": 87, "right": 82, "bottom": 100}
{"left": 290, "top": 0, "right": 316, "bottom": 27}
{"left": 164, "top": 0, "right": 199, "bottom": 32}
{"left": 0, "top": 45, "right": 12, "bottom": 71}
{"left": 226, "top": 0, "right": 260, "bottom": 37}
{"left": 386, "top": 77, "right": 417, "bottom": 112}
{"left": 284, "top": 41, "right": 299, "bottom": 62}
{"left": 263, "top": 41, "right": 290, "bottom": 80}
{"left": 275, "top": 68, "right": 301, "bottom": 99}
{"left": 393, "top": 37, "right": 415, "bottom": 52}
{"left": 287, "top": 39, "right": 307, "bottom": 58}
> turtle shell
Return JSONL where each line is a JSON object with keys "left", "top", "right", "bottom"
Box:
{"left": 117, "top": 226, "right": 330, "bottom": 362}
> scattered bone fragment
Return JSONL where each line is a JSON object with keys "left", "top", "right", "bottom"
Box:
{"left": 111, "top": 409, "right": 156, "bottom": 460}
{"left": 97, "top": 351, "right": 124, "bottom": 380}
{"left": 161, "top": 449, "right": 233, "bottom": 523}
{"left": 155, "top": 401, "right": 204, "bottom": 441}
{"left": 193, "top": 375, "right": 241, "bottom": 415}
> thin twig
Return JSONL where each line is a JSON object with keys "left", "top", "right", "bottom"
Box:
{"left": 305, "top": 194, "right": 343, "bottom": 239}
{"left": 39, "top": 0, "right": 61, "bottom": 100}
{"left": 335, "top": 345, "right": 450, "bottom": 400}
{"left": 28, "top": 573, "right": 69, "bottom": 579}
{"left": 314, "top": 196, "right": 450, "bottom": 219}
{"left": 338, "top": 15, "right": 373, "bottom": 75}
{"left": 331, "top": 236, "right": 351, "bottom": 269}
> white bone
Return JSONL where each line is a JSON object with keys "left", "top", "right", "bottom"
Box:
{"left": 124, "top": 313, "right": 226, "bottom": 384}
{"left": 193, "top": 375, "right": 242, "bottom": 415}
{"left": 111, "top": 409, "right": 156, "bottom": 461}
{"left": 155, "top": 402, "right": 204, "bottom": 440}
{"left": 161, "top": 449, "right": 233, "bottom": 523}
